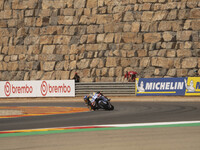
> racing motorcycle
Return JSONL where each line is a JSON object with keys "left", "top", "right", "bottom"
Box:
{"left": 84, "top": 93, "right": 114, "bottom": 111}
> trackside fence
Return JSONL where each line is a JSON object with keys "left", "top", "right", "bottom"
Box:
{"left": 75, "top": 82, "right": 135, "bottom": 96}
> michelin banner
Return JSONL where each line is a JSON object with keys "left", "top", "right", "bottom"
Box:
{"left": 135, "top": 77, "right": 200, "bottom": 96}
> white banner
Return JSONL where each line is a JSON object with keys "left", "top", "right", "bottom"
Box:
{"left": 39, "top": 80, "right": 75, "bottom": 97}
{"left": 0, "top": 80, "right": 75, "bottom": 98}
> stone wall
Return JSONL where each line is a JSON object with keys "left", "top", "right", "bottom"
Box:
{"left": 0, "top": 0, "right": 200, "bottom": 82}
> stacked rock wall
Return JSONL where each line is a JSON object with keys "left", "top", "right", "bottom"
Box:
{"left": 0, "top": 0, "right": 200, "bottom": 82}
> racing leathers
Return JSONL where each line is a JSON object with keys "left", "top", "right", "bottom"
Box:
{"left": 89, "top": 92, "right": 109, "bottom": 109}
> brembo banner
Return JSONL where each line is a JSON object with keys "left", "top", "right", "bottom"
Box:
{"left": 135, "top": 77, "right": 200, "bottom": 96}
{"left": 1, "top": 80, "right": 75, "bottom": 98}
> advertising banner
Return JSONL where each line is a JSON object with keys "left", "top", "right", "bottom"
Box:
{"left": 2, "top": 81, "right": 37, "bottom": 97}
{"left": 135, "top": 77, "right": 200, "bottom": 96}
{"left": 0, "top": 80, "right": 75, "bottom": 98}
{"left": 39, "top": 80, "right": 75, "bottom": 97}
{"left": 185, "top": 77, "right": 200, "bottom": 96}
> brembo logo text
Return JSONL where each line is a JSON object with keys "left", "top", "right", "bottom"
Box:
{"left": 4, "top": 81, "right": 33, "bottom": 97}
{"left": 40, "top": 81, "right": 71, "bottom": 96}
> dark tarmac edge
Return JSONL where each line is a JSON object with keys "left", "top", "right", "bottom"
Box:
{"left": 0, "top": 96, "right": 200, "bottom": 103}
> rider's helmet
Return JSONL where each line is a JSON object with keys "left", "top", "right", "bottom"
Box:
{"left": 96, "top": 91, "right": 102, "bottom": 97}
{"left": 84, "top": 95, "right": 88, "bottom": 100}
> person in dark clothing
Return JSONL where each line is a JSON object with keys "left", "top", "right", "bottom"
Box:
{"left": 73, "top": 72, "right": 80, "bottom": 82}
{"left": 130, "top": 73, "right": 136, "bottom": 82}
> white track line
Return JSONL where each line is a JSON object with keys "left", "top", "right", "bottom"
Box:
{"left": 2, "top": 121, "right": 200, "bottom": 132}
{"left": 97, "top": 121, "right": 200, "bottom": 127}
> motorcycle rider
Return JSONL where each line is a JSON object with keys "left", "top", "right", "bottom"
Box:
{"left": 84, "top": 91, "right": 109, "bottom": 110}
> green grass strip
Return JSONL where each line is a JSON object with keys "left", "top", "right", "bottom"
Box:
{"left": 1, "top": 122, "right": 200, "bottom": 138}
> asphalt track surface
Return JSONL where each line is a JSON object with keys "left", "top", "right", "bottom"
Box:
{"left": 0, "top": 97, "right": 200, "bottom": 150}
{"left": 1, "top": 101, "right": 200, "bottom": 131}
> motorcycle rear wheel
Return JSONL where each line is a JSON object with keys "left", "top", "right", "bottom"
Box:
{"left": 109, "top": 105, "right": 114, "bottom": 110}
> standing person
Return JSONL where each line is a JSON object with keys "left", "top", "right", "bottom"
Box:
{"left": 124, "top": 71, "right": 129, "bottom": 82}
{"left": 130, "top": 73, "right": 136, "bottom": 82}
{"left": 194, "top": 70, "right": 199, "bottom": 77}
{"left": 73, "top": 72, "right": 80, "bottom": 82}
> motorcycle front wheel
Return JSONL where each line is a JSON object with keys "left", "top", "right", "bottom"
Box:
{"left": 108, "top": 104, "right": 114, "bottom": 110}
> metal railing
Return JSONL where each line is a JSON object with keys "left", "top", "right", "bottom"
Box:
{"left": 75, "top": 82, "right": 135, "bottom": 96}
